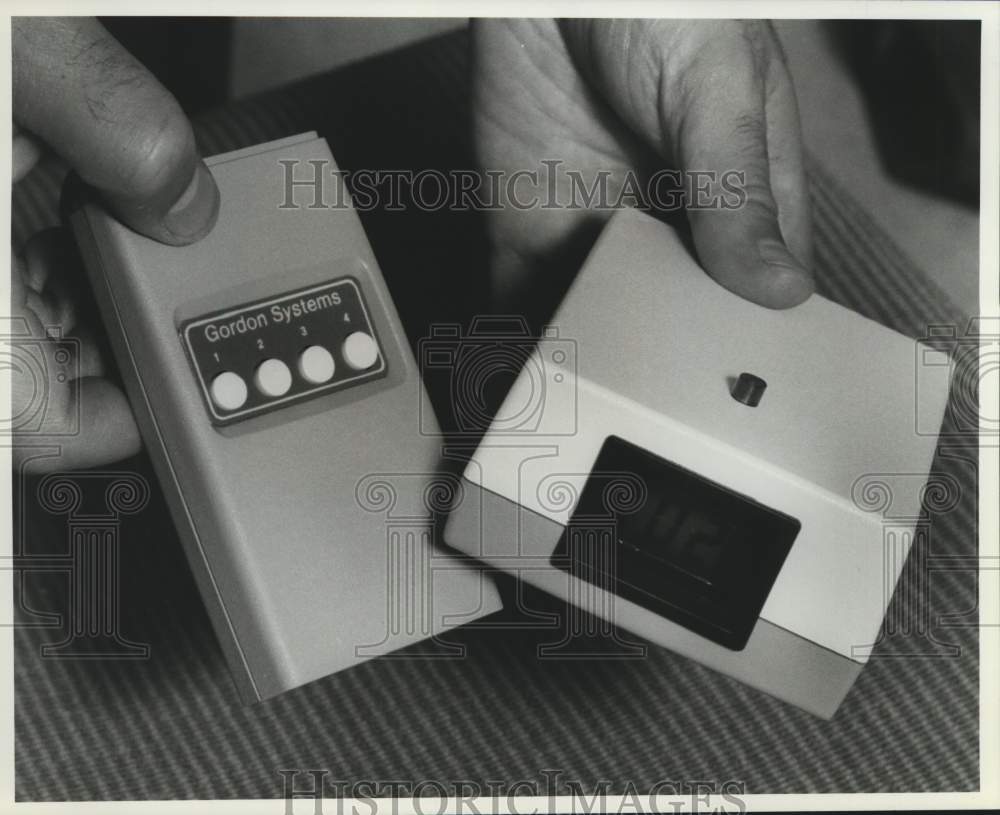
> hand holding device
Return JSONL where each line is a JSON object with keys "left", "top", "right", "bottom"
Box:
{"left": 10, "top": 17, "right": 218, "bottom": 471}
{"left": 473, "top": 18, "right": 812, "bottom": 322}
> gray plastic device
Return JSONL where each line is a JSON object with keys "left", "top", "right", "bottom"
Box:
{"left": 67, "top": 133, "right": 502, "bottom": 702}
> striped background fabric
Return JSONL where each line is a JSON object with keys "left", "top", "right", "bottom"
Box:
{"left": 13, "top": 30, "right": 979, "bottom": 800}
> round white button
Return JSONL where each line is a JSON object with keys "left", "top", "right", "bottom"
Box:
{"left": 298, "top": 345, "right": 336, "bottom": 384}
{"left": 342, "top": 331, "right": 380, "bottom": 371}
{"left": 254, "top": 358, "right": 293, "bottom": 397}
{"left": 210, "top": 371, "right": 248, "bottom": 412}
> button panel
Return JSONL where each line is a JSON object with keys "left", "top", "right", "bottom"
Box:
{"left": 181, "top": 277, "right": 387, "bottom": 425}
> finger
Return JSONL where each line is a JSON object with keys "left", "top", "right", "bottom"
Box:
{"left": 761, "top": 27, "right": 813, "bottom": 271}
{"left": 22, "top": 227, "right": 65, "bottom": 292}
{"left": 13, "top": 377, "right": 142, "bottom": 474}
{"left": 23, "top": 288, "right": 63, "bottom": 335}
{"left": 18, "top": 288, "right": 104, "bottom": 376}
{"left": 12, "top": 17, "right": 219, "bottom": 245}
{"left": 561, "top": 21, "right": 813, "bottom": 308}
{"left": 65, "top": 322, "right": 106, "bottom": 379}
{"left": 10, "top": 251, "right": 29, "bottom": 308}
{"left": 13, "top": 123, "right": 43, "bottom": 182}
{"left": 22, "top": 229, "right": 107, "bottom": 376}
{"left": 8, "top": 302, "right": 140, "bottom": 473}
{"left": 673, "top": 29, "right": 814, "bottom": 308}
{"left": 15, "top": 232, "right": 110, "bottom": 391}
{"left": 23, "top": 228, "right": 83, "bottom": 331}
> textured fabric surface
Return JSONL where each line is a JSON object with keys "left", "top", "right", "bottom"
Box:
{"left": 13, "top": 30, "right": 979, "bottom": 800}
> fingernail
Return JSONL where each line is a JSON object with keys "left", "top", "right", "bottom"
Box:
{"left": 162, "top": 161, "right": 220, "bottom": 242}
{"left": 757, "top": 237, "right": 803, "bottom": 271}
{"left": 756, "top": 237, "right": 814, "bottom": 307}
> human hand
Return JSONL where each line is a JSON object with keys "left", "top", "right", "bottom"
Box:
{"left": 9, "top": 17, "right": 219, "bottom": 471}
{"left": 472, "top": 19, "right": 813, "bottom": 319}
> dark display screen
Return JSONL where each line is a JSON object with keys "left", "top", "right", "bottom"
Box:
{"left": 551, "top": 435, "right": 800, "bottom": 650}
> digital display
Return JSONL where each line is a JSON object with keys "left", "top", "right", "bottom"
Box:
{"left": 551, "top": 435, "right": 800, "bottom": 650}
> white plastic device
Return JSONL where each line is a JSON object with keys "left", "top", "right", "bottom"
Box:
{"left": 445, "top": 207, "right": 951, "bottom": 719}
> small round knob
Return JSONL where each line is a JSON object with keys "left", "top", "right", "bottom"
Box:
{"left": 298, "top": 345, "right": 336, "bottom": 384}
{"left": 254, "top": 358, "right": 293, "bottom": 398}
{"left": 731, "top": 372, "right": 767, "bottom": 407}
{"left": 342, "top": 331, "right": 380, "bottom": 371}
{"left": 210, "top": 371, "right": 248, "bottom": 411}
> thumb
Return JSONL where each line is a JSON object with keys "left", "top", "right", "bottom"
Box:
{"left": 671, "top": 38, "right": 813, "bottom": 308}
{"left": 13, "top": 17, "right": 219, "bottom": 245}
{"left": 562, "top": 20, "right": 813, "bottom": 309}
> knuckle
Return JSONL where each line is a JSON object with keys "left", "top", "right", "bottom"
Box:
{"left": 743, "top": 192, "right": 781, "bottom": 222}
{"left": 731, "top": 110, "right": 767, "bottom": 147}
